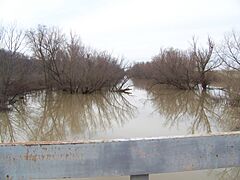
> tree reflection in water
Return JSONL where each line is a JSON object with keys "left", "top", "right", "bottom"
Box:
{"left": 146, "top": 87, "right": 222, "bottom": 134}
{"left": 1, "top": 81, "right": 240, "bottom": 180}
{"left": 134, "top": 78, "right": 240, "bottom": 134}
{"left": 216, "top": 167, "right": 240, "bottom": 180}
{"left": 219, "top": 104, "right": 240, "bottom": 132}
{"left": 0, "top": 91, "right": 136, "bottom": 142}
{"left": 133, "top": 79, "right": 240, "bottom": 180}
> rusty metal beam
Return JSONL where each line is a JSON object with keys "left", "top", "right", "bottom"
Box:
{"left": 1, "top": 132, "right": 240, "bottom": 179}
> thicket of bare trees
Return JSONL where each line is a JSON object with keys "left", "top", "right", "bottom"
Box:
{"left": 151, "top": 48, "right": 198, "bottom": 90}
{"left": 129, "top": 48, "right": 198, "bottom": 90}
{"left": 0, "top": 24, "right": 127, "bottom": 111}
{"left": 129, "top": 38, "right": 220, "bottom": 90}
{"left": 0, "top": 25, "right": 43, "bottom": 110}
{"left": 26, "top": 25, "right": 126, "bottom": 94}
{"left": 129, "top": 31, "right": 240, "bottom": 108}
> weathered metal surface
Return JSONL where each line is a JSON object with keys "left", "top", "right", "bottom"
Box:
{"left": 0, "top": 132, "right": 240, "bottom": 179}
{"left": 130, "top": 174, "right": 149, "bottom": 180}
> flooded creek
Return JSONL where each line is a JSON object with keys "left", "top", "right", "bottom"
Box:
{"left": 1, "top": 81, "right": 240, "bottom": 180}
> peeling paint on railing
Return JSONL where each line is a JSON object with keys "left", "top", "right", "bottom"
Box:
{"left": 1, "top": 132, "right": 240, "bottom": 180}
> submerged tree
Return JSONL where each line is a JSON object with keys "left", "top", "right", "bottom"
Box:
{"left": 129, "top": 48, "right": 198, "bottom": 90}
{"left": 129, "top": 37, "right": 222, "bottom": 91}
{"left": 152, "top": 48, "right": 198, "bottom": 89}
{"left": 0, "top": 23, "right": 129, "bottom": 111}
{"left": 0, "top": 24, "right": 37, "bottom": 110}
{"left": 191, "top": 37, "right": 222, "bottom": 90}
{"left": 26, "top": 25, "right": 127, "bottom": 94}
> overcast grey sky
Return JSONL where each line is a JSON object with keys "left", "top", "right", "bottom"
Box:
{"left": 0, "top": 0, "right": 239, "bottom": 62}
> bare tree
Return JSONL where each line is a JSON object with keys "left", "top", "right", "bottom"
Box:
{"left": 26, "top": 25, "right": 65, "bottom": 88}
{"left": 0, "top": 24, "right": 28, "bottom": 110}
{"left": 216, "top": 31, "right": 240, "bottom": 105}
{"left": 191, "top": 37, "right": 221, "bottom": 90}
{"left": 217, "top": 30, "right": 240, "bottom": 71}
{"left": 2, "top": 24, "right": 26, "bottom": 54}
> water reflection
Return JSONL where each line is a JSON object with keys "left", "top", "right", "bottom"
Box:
{"left": 133, "top": 79, "right": 240, "bottom": 134}
{"left": 217, "top": 167, "right": 240, "bottom": 180}
{"left": 1, "top": 81, "right": 240, "bottom": 180}
{"left": 219, "top": 104, "right": 240, "bottom": 132}
{"left": 0, "top": 91, "right": 136, "bottom": 142}
{"left": 146, "top": 87, "right": 221, "bottom": 134}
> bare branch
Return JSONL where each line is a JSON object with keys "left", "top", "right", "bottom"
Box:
{"left": 217, "top": 30, "right": 240, "bottom": 71}
{"left": 2, "top": 24, "right": 26, "bottom": 55}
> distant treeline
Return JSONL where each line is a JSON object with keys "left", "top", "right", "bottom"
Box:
{"left": 0, "top": 25, "right": 128, "bottom": 110}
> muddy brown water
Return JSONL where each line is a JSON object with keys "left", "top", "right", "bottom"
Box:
{"left": 1, "top": 82, "right": 240, "bottom": 179}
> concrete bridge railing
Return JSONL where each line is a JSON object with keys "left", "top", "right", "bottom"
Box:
{"left": 1, "top": 132, "right": 240, "bottom": 180}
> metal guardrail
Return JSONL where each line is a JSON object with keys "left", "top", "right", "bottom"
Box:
{"left": 1, "top": 132, "right": 240, "bottom": 180}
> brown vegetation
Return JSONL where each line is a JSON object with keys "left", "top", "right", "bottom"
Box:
{"left": 216, "top": 31, "right": 240, "bottom": 106}
{"left": 0, "top": 25, "right": 43, "bottom": 110}
{"left": 0, "top": 50, "right": 43, "bottom": 109}
{"left": 129, "top": 38, "right": 222, "bottom": 90}
{"left": 0, "top": 24, "right": 128, "bottom": 111}
{"left": 0, "top": 23, "right": 240, "bottom": 111}
{"left": 129, "top": 48, "right": 198, "bottom": 90}
{"left": 26, "top": 25, "right": 127, "bottom": 94}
